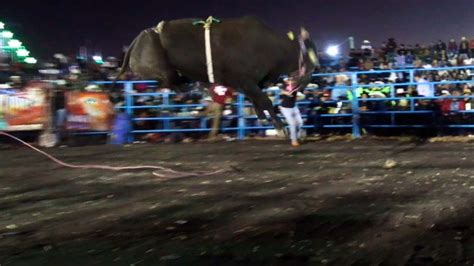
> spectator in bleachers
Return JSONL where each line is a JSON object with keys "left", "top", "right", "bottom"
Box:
{"left": 406, "top": 50, "right": 415, "bottom": 66}
{"left": 306, "top": 91, "right": 336, "bottom": 136}
{"left": 437, "top": 89, "right": 466, "bottom": 135}
{"left": 448, "top": 39, "right": 458, "bottom": 57}
{"left": 395, "top": 50, "right": 406, "bottom": 68}
{"left": 469, "top": 38, "right": 474, "bottom": 58}
{"left": 415, "top": 75, "right": 435, "bottom": 97}
{"left": 385, "top": 38, "right": 398, "bottom": 61}
{"left": 395, "top": 88, "right": 410, "bottom": 111}
{"left": 463, "top": 86, "right": 473, "bottom": 111}
{"left": 331, "top": 73, "right": 350, "bottom": 100}
{"left": 436, "top": 40, "right": 447, "bottom": 53}
{"left": 459, "top": 37, "right": 470, "bottom": 59}
{"left": 440, "top": 89, "right": 466, "bottom": 113}
{"left": 361, "top": 40, "right": 373, "bottom": 57}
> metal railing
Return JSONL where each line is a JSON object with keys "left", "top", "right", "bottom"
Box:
{"left": 91, "top": 65, "right": 474, "bottom": 141}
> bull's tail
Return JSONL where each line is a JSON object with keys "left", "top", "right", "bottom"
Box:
{"left": 111, "top": 32, "right": 143, "bottom": 95}
{"left": 115, "top": 34, "right": 140, "bottom": 81}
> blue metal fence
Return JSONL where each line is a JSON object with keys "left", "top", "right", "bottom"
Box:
{"left": 92, "top": 66, "right": 474, "bottom": 141}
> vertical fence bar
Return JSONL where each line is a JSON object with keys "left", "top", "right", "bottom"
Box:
{"left": 409, "top": 69, "right": 415, "bottom": 84}
{"left": 237, "top": 93, "right": 245, "bottom": 140}
{"left": 163, "top": 91, "right": 171, "bottom": 131}
{"left": 350, "top": 73, "right": 361, "bottom": 138}
{"left": 200, "top": 114, "right": 207, "bottom": 130}
{"left": 124, "top": 82, "right": 134, "bottom": 143}
{"left": 390, "top": 84, "right": 395, "bottom": 125}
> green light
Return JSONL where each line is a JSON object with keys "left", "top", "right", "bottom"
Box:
{"left": 0, "top": 22, "right": 4, "bottom": 30}
{"left": 16, "top": 49, "right": 30, "bottom": 57}
{"left": 1, "top": 30, "right": 13, "bottom": 39}
{"left": 8, "top": 39, "right": 22, "bottom": 48}
{"left": 24, "top": 57, "right": 37, "bottom": 64}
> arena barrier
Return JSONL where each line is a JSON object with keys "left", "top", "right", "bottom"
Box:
{"left": 91, "top": 65, "right": 474, "bottom": 141}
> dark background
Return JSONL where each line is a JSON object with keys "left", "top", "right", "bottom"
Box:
{"left": 1, "top": 0, "right": 473, "bottom": 58}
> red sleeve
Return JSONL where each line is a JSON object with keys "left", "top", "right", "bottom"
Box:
{"left": 225, "top": 88, "right": 234, "bottom": 98}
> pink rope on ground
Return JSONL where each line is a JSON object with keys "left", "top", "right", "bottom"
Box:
{"left": 0, "top": 132, "right": 223, "bottom": 178}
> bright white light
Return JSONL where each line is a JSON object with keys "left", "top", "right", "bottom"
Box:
{"left": 24, "top": 57, "right": 37, "bottom": 64}
{"left": 326, "top": 45, "right": 339, "bottom": 57}
{"left": 0, "top": 22, "right": 4, "bottom": 30}
{"left": 8, "top": 39, "right": 22, "bottom": 48}
{"left": 16, "top": 49, "right": 30, "bottom": 57}
{"left": 93, "top": 55, "right": 103, "bottom": 64}
{"left": 1, "top": 30, "right": 13, "bottom": 39}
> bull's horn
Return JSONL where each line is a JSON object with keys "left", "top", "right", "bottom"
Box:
{"left": 300, "top": 27, "right": 310, "bottom": 40}
{"left": 154, "top": 21, "right": 165, "bottom": 34}
{"left": 287, "top": 31, "right": 295, "bottom": 41}
{"left": 308, "top": 49, "right": 318, "bottom": 65}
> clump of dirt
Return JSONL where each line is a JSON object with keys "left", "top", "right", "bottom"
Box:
{"left": 428, "top": 135, "right": 474, "bottom": 143}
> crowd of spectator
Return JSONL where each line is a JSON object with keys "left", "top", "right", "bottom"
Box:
{"left": 322, "top": 37, "right": 474, "bottom": 72}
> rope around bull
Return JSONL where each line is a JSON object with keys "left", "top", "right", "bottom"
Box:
{"left": 0, "top": 131, "right": 224, "bottom": 179}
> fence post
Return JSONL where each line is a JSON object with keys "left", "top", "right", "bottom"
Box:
{"left": 124, "top": 82, "right": 134, "bottom": 143}
{"left": 237, "top": 93, "right": 245, "bottom": 140}
{"left": 390, "top": 84, "right": 395, "bottom": 125}
{"left": 409, "top": 69, "right": 415, "bottom": 84}
{"left": 163, "top": 91, "right": 171, "bottom": 130}
{"left": 350, "top": 73, "right": 361, "bottom": 138}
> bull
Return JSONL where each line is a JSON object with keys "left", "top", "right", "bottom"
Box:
{"left": 117, "top": 16, "right": 319, "bottom": 133}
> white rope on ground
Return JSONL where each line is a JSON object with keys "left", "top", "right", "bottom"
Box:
{"left": 0, "top": 131, "right": 224, "bottom": 179}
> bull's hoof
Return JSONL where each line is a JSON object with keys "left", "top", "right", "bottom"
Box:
{"left": 276, "top": 129, "right": 286, "bottom": 138}
{"left": 258, "top": 119, "right": 269, "bottom": 126}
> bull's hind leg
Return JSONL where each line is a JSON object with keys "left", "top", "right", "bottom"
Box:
{"left": 247, "top": 98, "right": 268, "bottom": 125}
{"left": 245, "top": 87, "right": 285, "bottom": 137}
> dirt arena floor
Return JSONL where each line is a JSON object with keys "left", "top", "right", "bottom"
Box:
{"left": 0, "top": 137, "right": 473, "bottom": 266}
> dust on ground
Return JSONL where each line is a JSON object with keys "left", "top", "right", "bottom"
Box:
{"left": 0, "top": 138, "right": 473, "bottom": 265}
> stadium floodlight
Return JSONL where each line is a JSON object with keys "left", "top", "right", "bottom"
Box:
{"left": 1, "top": 30, "right": 13, "bottom": 39}
{"left": 0, "top": 22, "right": 4, "bottom": 30}
{"left": 24, "top": 57, "right": 37, "bottom": 64}
{"left": 8, "top": 39, "right": 22, "bottom": 48}
{"left": 92, "top": 55, "right": 103, "bottom": 64}
{"left": 326, "top": 45, "right": 339, "bottom": 57}
{"left": 16, "top": 49, "right": 30, "bottom": 57}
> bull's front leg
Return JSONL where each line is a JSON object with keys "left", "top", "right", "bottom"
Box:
{"left": 250, "top": 90, "right": 286, "bottom": 138}
{"left": 250, "top": 102, "right": 270, "bottom": 126}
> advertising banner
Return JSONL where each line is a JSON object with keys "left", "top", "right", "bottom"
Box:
{"left": 66, "top": 91, "right": 114, "bottom": 131}
{"left": 0, "top": 82, "right": 48, "bottom": 131}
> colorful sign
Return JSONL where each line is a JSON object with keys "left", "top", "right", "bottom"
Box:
{"left": 0, "top": 82, "right": 48, "bottom": 131}
{"left": 66, "top": 92, "right": 114, "bottom": 131}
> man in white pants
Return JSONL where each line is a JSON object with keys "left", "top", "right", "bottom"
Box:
{"left": 279, "top": 78, "right": 303, "bottom": 147}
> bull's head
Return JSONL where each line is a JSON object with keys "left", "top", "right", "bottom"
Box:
{"left": 289, "top": 27, "right": 319, "bottom": 92}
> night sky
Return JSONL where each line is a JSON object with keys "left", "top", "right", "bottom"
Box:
{"left": 2, "top": 0, "right": 474, "bottom": 58}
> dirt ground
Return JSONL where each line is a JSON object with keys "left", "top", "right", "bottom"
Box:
{"left": 0, "top": 138, "right": 473, "bottom": 266}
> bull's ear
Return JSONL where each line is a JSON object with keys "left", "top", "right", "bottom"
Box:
{"left": 300, "top": 27, "right": 310, "bottom": 40}
{"left": 287, "top": 31, "right": 295, "bottom": 41}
